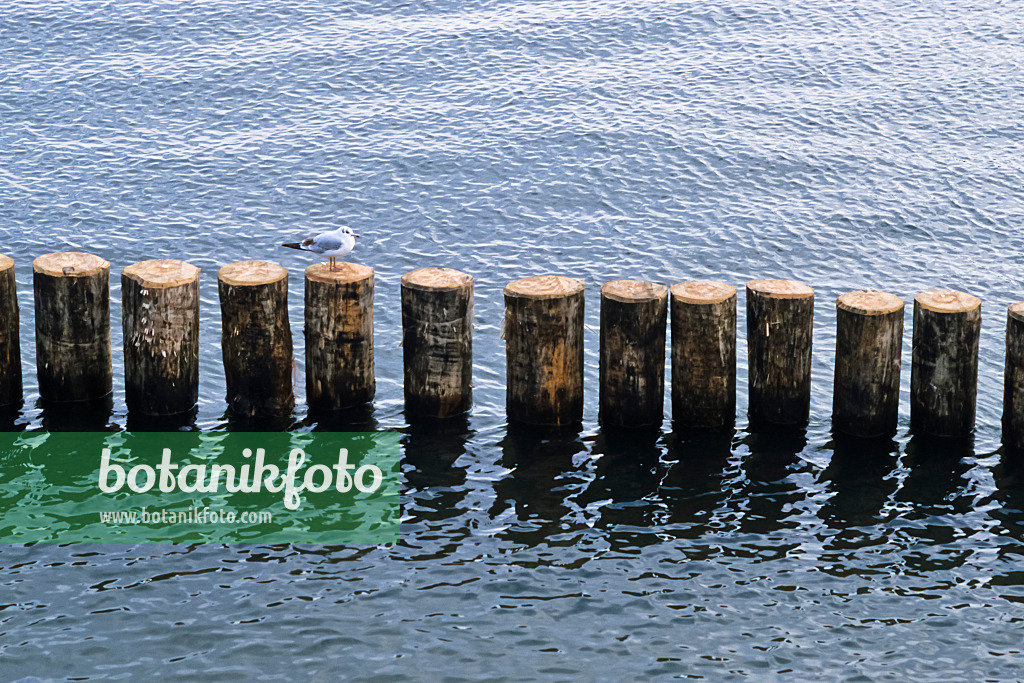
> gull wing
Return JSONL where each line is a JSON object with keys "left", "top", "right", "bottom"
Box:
{"left": 308, "top": 233, "right": 343, "bottom": 254}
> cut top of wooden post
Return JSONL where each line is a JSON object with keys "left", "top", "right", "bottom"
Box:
{"left": 122, "top": 259, "right": 199, "bottom": 288}
{"left": 601, "top": 279, "right": 668, "bottom": 303}
{"left": 218, "top": 260, "right": 287, "bottom": 287}
{"left": 916, "top": 290, "right": 981, "bottom": 314}
{"left": 504, "top": 275, "right": 584, "bottom": 299}
{"left": 1009, "top": 302, "right": 1024, "bottom": 323}
{"left": 0, "top": 255, "right": 12, "bottom": 273}
{"left": 837, "top": 290, "right": 904, "bottom": 315}
{"left": 305, "top": 261, "right": 373, "bottom": 284}
{"left": 747, "top": 279, "right": 814, "bottom": 299}
{"left": 33, "top": 252, "right": 109, "bottom": 278}
{"left": 401, "top": 267, "right": 472, "bottom": 291}
{"left": 671, "top": 280, "right": 735, "bottom": 304}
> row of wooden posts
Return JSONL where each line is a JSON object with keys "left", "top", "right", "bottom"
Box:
{"left": 2, "top": 252, "right": 1024, "bottom": 447}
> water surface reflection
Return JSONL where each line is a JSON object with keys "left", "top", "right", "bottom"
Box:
{"left": 818, "top": 434, "right": 899, "bottom": 528}
{"left": 39, "top": 396, "right": 115, "bottom": 432}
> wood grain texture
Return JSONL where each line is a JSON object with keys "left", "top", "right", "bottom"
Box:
{"left": 1003, "top": 303, "right": 1024, "bottom": 454}
{"left": 0, "top": 256, "right": 22, "bottom": 409}
{"left": 832, "top": 290, "right": 904, "bottom": 437}
{"left": 504, "top": 275, "right": 584, "bottom": 426}
{"left": 33, "top": 252, "right": 112, "bottom": 403}
{"left": 401, "top": 267, "right": 473, "bottom": 418}
{"left": 670, "top": 281, "right": 736, "bottom": 428}
{"left": 746, "top": 279, "right": 814, "bottom": 427}
{"left": 305, "top": 262, "right": 375, "bottom": 411}
{"left": 218, "top": 260, "right": 294, "bottom": 419}
{"left": 599, "top": 280, "right": 667, "bottom": 428}
{"left": 122, "top": 259, "right": 200, "bottom": 416}
{"left": 910, "top": 290, "right": 980, "bottom": 437}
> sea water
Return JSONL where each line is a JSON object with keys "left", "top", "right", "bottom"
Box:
{"left": 2, "top": 0, "right": 1024, "bottom": 678}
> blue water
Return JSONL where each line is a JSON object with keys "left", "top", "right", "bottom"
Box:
{"left": 3, "top": 0, "right": 1024, "bottom": 678}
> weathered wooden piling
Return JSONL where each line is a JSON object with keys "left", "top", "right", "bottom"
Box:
{"left": 599, "top": 280, "right": 668, "bottom": 428}
{"left": 305, "top": 262, "right": 375, "bottom": 411}
{"left": 121, "top": 259, "right": 200, "bottom": 416}
{"left": 833, "top": 290, "right": 904, "bottom": 438}
{"left": 746, "top": 279, "right": 814, "bottom": 427}
{"left": 504, "top": 275, "right": 584, "bottom": 426}
{"left": 910, "top": 290, "right": 981, "bottom": 437}
{"left": 401, "top": 267, "right": 473, "bottom": 418}
{"left": 670, "top": 280, "right": 737, "bottom": 428}
{"left": 0, "top": 255, "right": 22, "bottom": 409}
{"left": 218, "top": 260, "right": 294, "bottom": 419}
{"left": 33, "top": 252, "right": 112, "bottom": 403}
{"left": 1003, "top": 303, "right": 1024, "bottom": 454}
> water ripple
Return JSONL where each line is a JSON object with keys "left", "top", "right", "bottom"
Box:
{"left": 3, "top": 0, "right": 1024, "bottom": 677}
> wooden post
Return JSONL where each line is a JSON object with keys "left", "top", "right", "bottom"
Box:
{"left": 0, "top": 255, "right": 22, "bottom": 410}
{"left": 218, "top": 260, "right": 294, "bottom": 419}
{"left": 305, "top": 262, "right": 374, "bottom": 411}
{"left": 910, "top": 290, "right": 980, "bottom": 437}
{"left": 400, "top": 267, "right": 473, "bottom": 418}
{"left": 599, "top": 279, "right": 668, "bottom": 428}
{"left": 670, "top": 280, "right": 736, "bottom": 428}
{"left": 122, "top": 259, "right": 200, "bottom": 416}
{"left": 1003, "top": 303, "right": 1024, "bottom": 454}
{"left": 504, "top": 275, "right": 584, "bottom": 426}
{"left": 33, "top": 252, "right": 112, "bottom": 403}
{"left": 746, "top": 279, "right": 814, "bottom": 427}
{"left": 833, "top": 290, "right": 904, "bottom": 438}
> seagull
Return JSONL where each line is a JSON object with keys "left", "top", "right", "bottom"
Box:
{"left": 282, "top": 226, "right": 357, "bottom": 271}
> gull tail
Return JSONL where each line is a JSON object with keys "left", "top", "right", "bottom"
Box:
{"left": 281, "top": 242, "right": 305, "bottom": 251}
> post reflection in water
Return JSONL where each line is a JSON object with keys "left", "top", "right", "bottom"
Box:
{"left": 661, "top": 427, "right": 736, "bottom": 538}
{"left": 578, "top": 426, "right": 662, "bottom": 548}
{"left": 492, "top": 422, "right": 587, "bottom": 545}
{"left": 306, "top": 404, "right": 378, "bottom": 433}
{"left": 0, "top": 405, "right": 23, "bottom": 433}
{"left": 735, "top": 427, "right": 810, "bottom": 541}
{"left": 39, "top": 396, "right": 115, "bottom": 432}
{"left": 892, "top": 434, "right": 976, "bottom": 574}
{"left": 987, "top": 455, "right": 1024, "bottom": 592}
{"left": 126, "top": 407, "right": 199, "bottom": 432}
{"left": 818, "top": 433, "right": 900, "bottom": 529}
{"left": 898, "top": 434, "right": 974, "bottom": 518}
{"left": 992, "top": 451, "right": 1024, "bottom": 546}
{"left": 224, "top": 410, "right": 300, "bottom": 433}
{"left": 402, "top": 415, "right": 471, "bottom": 525}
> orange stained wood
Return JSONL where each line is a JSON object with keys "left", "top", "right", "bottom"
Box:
{"left": 601, "top": 279, "right": 668, "bottom": 303}
{"left": 505, "top": 275, "right": 584, "bottom": 300}
{"left": 747, "top": 279, "right": 814, "bottom": 299}
{"left": 33, "top": 252, "right": 109, "bottom": 278}
{"left": 402, "top": 267, "right": 472, "bottom": 291}
{"left": 218, "top": 260, "right": 288, "bottom": 287}
{"left": 916, "top": 290, "right": 980, "bottom": 314}
{"left": 122, "top": 259, "right": 200, "bottom": 289}
{"left": 671, "top": 280, "right": 736, "bottom": 305}
{"left": 837, "top": 290, "right": 904, "bottom": 315}
{"left": 306, "top": 262, "right": 373, "bottom": 285}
